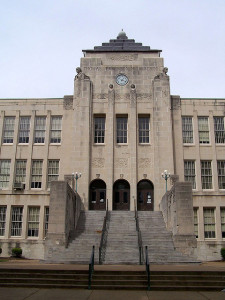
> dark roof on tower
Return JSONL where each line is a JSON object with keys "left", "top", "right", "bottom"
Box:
{"left": 82, "top": 30, "right": 162, "bottom": 53}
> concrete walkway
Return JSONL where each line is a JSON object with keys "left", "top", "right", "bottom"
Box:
{"left": 0, "top": 259, "right": 225, "bottom": 300}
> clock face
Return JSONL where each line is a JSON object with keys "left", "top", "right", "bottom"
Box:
{"left": 116, "top": 74, "right": 129, "bottom": 86}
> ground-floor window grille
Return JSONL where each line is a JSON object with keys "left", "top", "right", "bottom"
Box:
{"left": 184, "top": 160, "right": 196, "bottom": 189}
{"left": 204, "top": 208, "right": 216, "bottom": 238}
{"left": 47, "top": 160, "right": 59, "bottom": 188}
{"left": 14, "top": 160, "right": 26, "bottom": 184}
{"left": 217, "top": 161, "right": 225, "bottom": 189}
{"left": 11, "top": 207, "right": 23, "bottom": 236}
{"left": 44, "top": 207, "right": 49, "bottom": 237}
{"left": 0, "top": 206, "right": 7, "bottom": 236}
{"left": 0, "top": 160, "right": 11, "bottom": 189}
{"left": 201, "top": 161, "right": 213, "bottom": 189}
{"left": 31, "top": 160, "right": 43, "bottom": 188}
{"left": 27, "top": 207, "right": 40, "bottom": 237}
{"left": 193, "top": 208, "right": 198, "bottom": 238}
{"left": 221, "top": 208, "right": 225, "bottom": 238}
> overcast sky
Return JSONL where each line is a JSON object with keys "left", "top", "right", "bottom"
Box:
{"left": 1, "top": 0, "right": 225, "bottom": 99}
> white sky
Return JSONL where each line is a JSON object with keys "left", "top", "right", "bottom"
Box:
{"left": 1, "top": 0, "right": 225, "bottom": 98}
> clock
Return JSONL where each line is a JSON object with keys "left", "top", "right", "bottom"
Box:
{"left": 116, "top": 74, "right": 129, "bottom": 86}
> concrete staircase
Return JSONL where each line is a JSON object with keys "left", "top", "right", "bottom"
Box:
{"left": 1, "top": 268, "right": 225, "bottom": 291}
{"left": 47, "top": 211, "right": 105, "bottom": 263}
{"left": 138, "top": 211, "right": 197, "bottom": 264}
{"left": 104, "top": 211, "right": 139, "bottom": 264}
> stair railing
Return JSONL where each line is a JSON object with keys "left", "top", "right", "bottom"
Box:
{"left": 145, "top": 246, "right": 150, "bottom": 291}
{"left": 134, "top": 202, "right": 144, "bottom": 264}
{"left": 99, "top": 198, "right": 109, "bottom": 264}
{"left": 88, "top": 245, "right": 95, "bottom": 290}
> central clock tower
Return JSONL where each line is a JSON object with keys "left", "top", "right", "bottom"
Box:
{"left": 73, "top": 30, "right": 174, "bottom": 211}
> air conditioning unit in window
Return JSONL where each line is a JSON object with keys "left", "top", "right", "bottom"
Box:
{"left": 14, "top": 182, "right": 25, "bottom": 190}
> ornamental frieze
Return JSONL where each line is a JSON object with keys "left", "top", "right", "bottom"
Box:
{"left": 138, "top": 158, "right": 152, "bottom": 168}
{"left": 109, "top": 54, "right": 138, "bottom": 61}
{"left": 115, "top": 158, "right": 128, "bottom": 167}
{"left": 92, "top": 158, "right": 105, "bottom": 168}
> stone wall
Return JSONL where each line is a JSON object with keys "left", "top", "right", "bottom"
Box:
{"left": 44, "top": 181, "right": 82, "bottom": 260}
{"left": 160, "top": 181, "right": 197, "bottom": 256}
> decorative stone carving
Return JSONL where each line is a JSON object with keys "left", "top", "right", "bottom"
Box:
{"left": 130, "top": 88, "right": 136, "bottom": 106}
{"left": 109, "top": 54, "right": 138, "bottom": 61}
{"left": 137, "top": 93, "right": 151, "bottom": 101}
{"left": 115, "top": 158, "right": 128, "bottom": 167}
{"left": 138, "top": 158, "right": 151, "bottom": 168}
{"left": 115, "top": 93, "right": 130, "bottom": 101}
{"left": 154, "top": 67, "right": 169, "bottom": 80}
{"left": 93, "top": 93, "right": 108, "bottom": 100}
{"left": 92, "top": 158, "right": 104, "bottom": 168}
{"left": 75, "top": 67, "right": 90, "bottom": 80}
{"left": 63, "top": 96, "right": 73, "bottom": 110}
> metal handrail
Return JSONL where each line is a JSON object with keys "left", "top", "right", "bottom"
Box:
{"left": 88, "top": 245, "right": 95, "bottom": 290}
{"left": 145, "top": 246, "right": 150, "bottom": 291}
{"left": 134, "top": 202, "right": 144, "bottom": 264}
{"left": 99, "top": 199, "right": 109, "bottom": 264}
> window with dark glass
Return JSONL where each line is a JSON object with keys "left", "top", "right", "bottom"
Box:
{"left": 31, "top": 160, "right": 43, "bottom": 188}
{"left": 204, "top": 208, "right": 215, "bottom": 238}
{"left": 182, "top": 116, "right": 193, "bottom": 143}
{"left": 18, "top": 116, "right": 30, "bottom": 143}
{"left": 11, "top": 206, "right": 23, "bottom": 236}
{"left": 184, "top": 160, "right": 196, "bottom": 189}
{"left": 34, "top": 116, "right": 46, "bottom": 143}
{"left": 201, "top": 161, "right": 212, "bottom": 189}
{"left": 198, "top": 117, "right": 209, "bottom": 144}
{"left": 27, "top": 207, "right": 40, "bottom": 237}
{"left": 138, "top": 116, "right": 150, "bottom": 143}
{"left": 217, "top": 161, "right": 225, "bottom": 189}
{"left": 94, "top": 117, "right": 105, "bottom": 143}
{"left": 116, "top": 117, "right": 127, "bottom": 143}
{"left": 214, "top": 117, "right": 225, "bottom": 144}
{"left": 2, "top": 116, "right": 15, "bottom": 144}
{"left": 50, "top": 116, "right": 62, "bottom": 143}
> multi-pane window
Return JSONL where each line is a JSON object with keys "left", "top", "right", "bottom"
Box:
{"left": 44, "top": 207, "right": 49, "bottom": 237}
{"left": 0, "top": 160, "right": 11, "bottom": 189}
{"left": 214, "top": 117, "right": 225, "bottom": 144}
{"left": 217, "top": 161, "right": 225, "bottom": 189}
{"left": 201, "top": 161, "right": 212, "bottom": 189}
{"left": 2, "top": 116, "right": 15, "bottom": 143}
{"left": 193, "top": 208, "right": 198, "bottom": 238}
{"left": 11, "top": 207, "right": 23, "bottom": 236}
{"left": 27, "top": 207, "right": 40, "bottom": 237}
{"left": 0, "top": 206, "right": 7, "bottom": 236}
{"left": 50, "top": 116, "right": 62, "bottom": 143}
{"left": 14, "top": 160, "right": 26, "bottom": 184}
{"left": 204, "top": 208, "right": 216, "bottom": 238}
{"left": 184, "top": 160, "right": 196, "bottom": 189}
{"left": 138, "top": 116, "right": 150, "bottom": 143}
{"left": 116, "top": 117, "right": 128, "bottom": 143}
{"left": 182, "top": 117, "right": 193, "bottom": 143}
{"left": 94, "top": 117, "right": 105, "bottom": 143}
{"left": 34, "top": 116, "right": 46, "bottom": 143}
{"left": 31, "top": 160, "right": 43, "bottom": 188}
{"left": 198, "top": 117, "right": 209, "bottom": 144}
{"left": 221, "top": 208, "right": 225, "bottom": 238}
{"left": 18, "top": 116, "right": 30, "bottom": 143}
{"left": 47, "top": 160, "right": 59, "bottom": 188}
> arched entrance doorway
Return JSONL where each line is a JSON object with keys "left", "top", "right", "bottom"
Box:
{"left": 89, "top": 179, "right": 106, "bottom": 210}
{"left": 113, "top": 179, "right": 130, "bottom": 210}
{"left": 137, "top": 180, "right": 154, "bottom": 211}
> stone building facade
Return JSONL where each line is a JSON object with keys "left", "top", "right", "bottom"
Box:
{"left": 0, "top": 31, "right": 224, "bottom": 260}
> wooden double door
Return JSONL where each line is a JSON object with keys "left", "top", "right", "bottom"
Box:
{"left": 137, "top": 180, "right": 154, "bottom": 211}
{"left": 113, "top": 180, "right": 130, "bottom": 210}
{"left": 89, "top": 180, "right": 106, "bottom": 210}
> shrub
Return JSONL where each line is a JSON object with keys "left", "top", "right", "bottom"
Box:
{"left": 0, "top": 248, "right": 2, "bottom": 255}
{"left": 12, "top": 247, "right": 22, "bottom": 258}
{"left": 221, "top": 248, "right": 225, "bottom": 260}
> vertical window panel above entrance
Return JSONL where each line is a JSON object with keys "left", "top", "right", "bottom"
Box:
{"left": 116, "top": 116, "right": 128, "bottom": 144}
{"left": 94, "top": 116, "right": 105, "bottom": 144}
{"left": 138, "top": 115, "right": 150, "bottom": 144}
